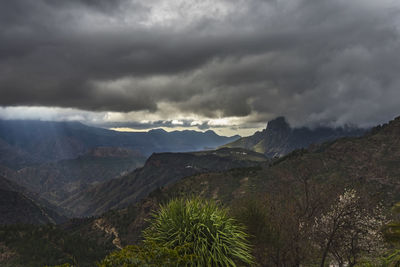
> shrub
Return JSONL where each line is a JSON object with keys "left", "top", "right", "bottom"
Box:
{"left": 142, "top": 197, "right": 254, "bottom": 266}
{"left": 98, "top": 242, "right": 194, "bottom": 267}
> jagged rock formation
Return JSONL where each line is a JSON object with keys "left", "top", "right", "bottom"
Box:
{"left": 222, "top": 117, "right": 365, "bottom": 157}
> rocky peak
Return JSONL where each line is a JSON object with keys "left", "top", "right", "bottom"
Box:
{"left": 266, "top": 117, "right": 291, "bottom": 133}
{"left": 222, "top": 116, "right": 366, "bottom": 157}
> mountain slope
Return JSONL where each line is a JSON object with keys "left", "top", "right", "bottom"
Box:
{"left": 62, "top": 148, "right": 268, "bottom": 217}
{"left": 0, "top": 176, "right": 65, "bottom": 225}
{"left": 0, "top": 138, "right": 40, "bottom": 169}
{"left": 93, "top": 116, "right": 400, "bottom": 245}
{"left": 0, "top": 120, "right": 240, "bottom": 169}
{"left": 1, "top": 147, "right": 146, "bottom": 209}
{"left": 223, "top": 117, "right": 365, "bottom": 157}
{"left": 1, "top": 116, "right": 400, "bottom": 266}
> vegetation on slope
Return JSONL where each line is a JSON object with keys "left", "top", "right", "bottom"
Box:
{"left": 62, "top": 148, "right": 267, "bottom": 217}
{"left": 11, "top": 150, "right": 146, "bottom": 206}
{"left": 0, "top": 176, "right": 65, "bottom": 225}
{"left": 2, "top": 116, "right": 400, "bottom": 266}
{"left": 90, "top": 116, "right": 400, "bottom": 265}
{"left": 0, "top": 223, "right": 114, "bottom": 267}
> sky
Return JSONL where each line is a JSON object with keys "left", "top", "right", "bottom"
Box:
{"left": 1, "top": 0, "right": 400, "bottom": 136}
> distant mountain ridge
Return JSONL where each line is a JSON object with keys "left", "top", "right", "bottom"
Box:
{"left": 0, "top": 120, "right": 240, "bottom": 169}
{"left": 0, "top": 120, "right": 240, "bottom": 220}
{"left": 222, "top": 117, "right": 366, "bottom": 157}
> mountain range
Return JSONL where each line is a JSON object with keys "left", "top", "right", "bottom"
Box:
{"left": 0, "top": 120, "right": 241, "bottom": 218}
{"left": 0, "top": 118, "right": 368, "bottom": 222}
{"left": 0, "top": 120, "right": 240, "bottom": 169}
{"left": 85, "top": 115, "right": 400, "bottom": 247}
{"left": 1, "top": 116, "right": 399, "bottom": 266}
{"left": 222, "top": 117, "right": 366, "bottom": 157}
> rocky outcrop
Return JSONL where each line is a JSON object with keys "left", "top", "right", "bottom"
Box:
{"left": 223, "top": 117, "right": 366, "bottom": 157}
{"left": 93, "top": 218, "right": 122, "bottom": 249}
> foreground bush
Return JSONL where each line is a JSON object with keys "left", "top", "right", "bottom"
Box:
{"left": 98, "top": 242, "right": 194, "bottom": 267}
{"left": 143, "top": 197, "right": 254, "bottom": 266}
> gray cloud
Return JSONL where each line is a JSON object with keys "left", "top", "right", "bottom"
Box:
{"left": 1, "top": 0, "right": 400, "bottom": 127}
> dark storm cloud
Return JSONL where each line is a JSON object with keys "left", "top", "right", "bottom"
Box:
{"left": 1, "top": 0, "right": 400, "bottom": 127}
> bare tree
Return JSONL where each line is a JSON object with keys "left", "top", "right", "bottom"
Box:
{"left": 313, "top": 189, "right": 386, "bottom": 267}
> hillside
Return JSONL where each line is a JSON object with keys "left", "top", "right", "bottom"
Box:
{"left": 92, "top": 116, "right": 400, "bottom": 246}
{"left": 0, "top": 176, "right": 65, "bottom": 225}
{"left": 61, "top": 148, "right": 268, "bottom": 217}
{"left": 1, "top": 116, "right": 400, "bottom": 266}
{"left": 0, "top": 138, "right": 40, "bottom": 169}
{"left": 0, "top": 147, "right": 146, "bottom": 210}
{"left": 222, "top": 117, "right": 366, "bottom": 157}
{"left": 0, "top": 120, "right": 240, "bottom": 169}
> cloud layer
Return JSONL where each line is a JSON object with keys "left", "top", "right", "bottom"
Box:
{"left": 1, "top": 0, "right": 400, "bottom": 128}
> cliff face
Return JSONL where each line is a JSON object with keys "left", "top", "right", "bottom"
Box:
{"left": 223, "top": 117, "right": 366, "bottom": 157}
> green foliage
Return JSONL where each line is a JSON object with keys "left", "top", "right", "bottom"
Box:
{"left": 232, "top": 193, "right": 319, "bottom": 266}
{"left": 142, "top": 197, "right": 254, "bottom": 266}
{"left": 0, "top": 223, "right": 113, "bottom": 267}
{"left": 98, "top": 242, "right": 195, "bottom": 267}
{"left": 384, "top": 203, "right": 400, "bottom": 244}
{"left": 355, "top": 250, "right": 400, "bottom": 267}
{"left": 361, "top": 203, "right": 400, "bottom": 267}
{"left": 384, "top": 222, "right": 400, "bottom": 244}
{"left": 383, "top": 250, "right": 400, "bottom": 267}
{"left": 45, "top": 264, "right": 73, "bottom": 267}
{"left": 231, "top": 196, "right": 274, "bottom": 265}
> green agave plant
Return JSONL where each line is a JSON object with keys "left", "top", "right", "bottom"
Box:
{"left": 98, "top": 242, "right": 195, "bottom": 267}
{"left": 143, "top": 197, "right": 254, "bottom": 267}
{"left": 384, "top": 250, "right": 400, "bottom": 267}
